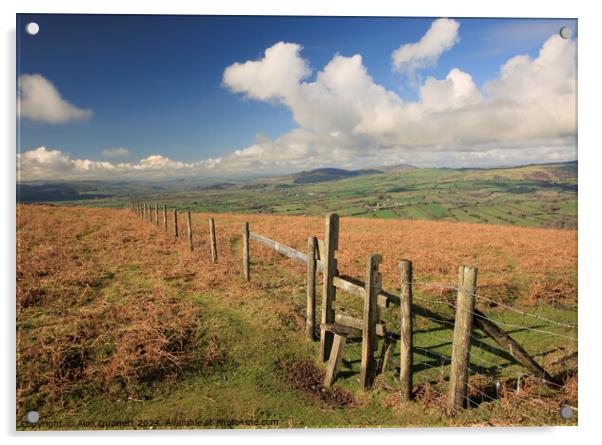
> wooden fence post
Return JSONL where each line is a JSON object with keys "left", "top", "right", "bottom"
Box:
{"left": 163, "top": 205, "right": 167, "bottom": 231}
{"left": 155, "top": 203, "right": 159, "bottom": 226}
{"left": 320, "top": 213, "right": 339, "bottom": 362}
{"left": 399, "top": 259, "right": 413, "bottom": 401}
{"left": 242, "top": 222, "right": 250, "bottom": 280}
{"left": 146, "top": 203, "right": 150, "bottom": 222}
{"left": 173, "top": 209, "right": 179, "bottom": 238}
{"left": 186, "top": 211, "right": 193, "bottom": 251}
{"left": 306, "top": 236, "right": 317, "bottom": 341}
{"left": 448, "top": 265, "right": 478, "bottom": 416}
{"left": 324, "top": 334, "right": 346, "bottom": 387}
{"left": 209, "top": 218, "right": 217, "bottom": 263}
{"left": 360, "top": 253, "right": 382, "bottom": 391}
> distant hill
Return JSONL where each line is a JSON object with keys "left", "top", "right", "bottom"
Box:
{"left": 292, "top": 167, "right": 382, "bottom": 184}
{"left": 17, "top": 183, "right": 113, "bottom": 203}
{"left": 377, "top": 163, "right": 417, "bottom": 173}
{"left": 191, "top": 182, "right": 236, "bottom": 191}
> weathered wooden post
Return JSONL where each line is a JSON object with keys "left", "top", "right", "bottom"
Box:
{"left": 448, "top": 265, "right": 478, "bottom": 416}
{"left": 173, "top": 209, "right": 179, "bottom": 238}
{"left": 320, "top": 213, "right": 339, "bottom": 362}
{"left": 242, "top": 222, "right": 250, "bottom": 281}
{"left": 186, "top": 211, "right": 193, "bottom": 251}
{"left": 360, "top": 253, "right": 382, "bottom": 391}
{"left": 324, "top": 334, "right": 346, "bottom": 387}
{"left": 306, "top": 236, "right": 317, "bottom": 341}
{"left": 209, "top": 218, "right": 217, "bottom": 263}
{"left": 399, "top": 259, "right": 413, "bottom": 401}
{"left": 155, "top": 203, "right": 159, "bottom": 226}
{"left": 146, "top": 203, "right": 150, "bottom": 222}
{"left": 163, "top": 205, "right": 167, "bottom": 231}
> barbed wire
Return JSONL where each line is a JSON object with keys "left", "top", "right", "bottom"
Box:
{"left": 406, "top": 279, "right": 577, "bottom": 331}
{"left": 415, "top": 329, "right": 558, "bottom": 422}
{"left": 412, "top": 293, "right": 577, "bottom": 341}
{"left": 416, "top": 358, "right": 546, "bottom": 424}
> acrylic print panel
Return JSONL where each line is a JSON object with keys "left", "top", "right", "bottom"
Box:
{"left": 16, "top": 14, "right": 577, "bottom": 430}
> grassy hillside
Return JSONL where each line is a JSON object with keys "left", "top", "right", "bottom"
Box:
{"left": 44, "top": 162, "right": 577, "bottom": 229}
{"left": 17, "top": 205, "right": 577, "bottom": 429}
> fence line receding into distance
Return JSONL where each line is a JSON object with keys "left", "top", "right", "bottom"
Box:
{"left": 125, "top": 200, "right": 577, "bottom": 419}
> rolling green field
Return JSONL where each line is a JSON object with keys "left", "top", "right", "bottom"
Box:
{"left": 48, "top": 161, "right": 577, "bottom": 229}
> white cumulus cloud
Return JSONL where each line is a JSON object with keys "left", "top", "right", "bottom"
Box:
{"left": 18, "top": 74, "right": 92, "bottom": 124}
{"left": 222, "top": 42, "right": 311, "bottom": 101}
{"left": 16, "top": 19, "right": 577, "bottom": 180}
{"left": 218, "top": 29, "right": 575, "bottom": 170}
{"left": 392, "top": 18, "right": 460, "bottom": 75}
{"left": 17, "top": 146, "right": 223, "bottom": 181}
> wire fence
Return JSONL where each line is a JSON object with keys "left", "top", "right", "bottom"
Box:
{"left": 126, "top": 202, "right": 578, "bottom": 423}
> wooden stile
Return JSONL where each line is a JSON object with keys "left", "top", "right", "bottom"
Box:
{"left": 242, "top": 222, "right": 250, "bottom": 281}
{"left": 399, "top": 259, "right": 413, "bottom": 401}
{"left": 360, "top": 253, "right": 382, "bottom": 391}
{"left": 306, "top": 236, "right": 317, "bottom": 341}
{"left": 186, "top": 211, "right": 193, "bottom": 251}
{"left": 448, "top": 265, "right": 477, "bottom": 415}
{"left": 320, "top": 213, "right": 339, "bottom": 362}
{"left": 209, "top": 218, "right": 217, "bottom": 263}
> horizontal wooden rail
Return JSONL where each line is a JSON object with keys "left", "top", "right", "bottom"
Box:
{"left": 250, "top": 231, "right": 392, "bottom": 308}
{"left": 334, "top": 275, "right": 391, "bottom": 308}
{"left": 335, "top": 313, "right": 386, "bottom": 337}
{"left": 250, "top": 232, "right": 325, "bottom": 272}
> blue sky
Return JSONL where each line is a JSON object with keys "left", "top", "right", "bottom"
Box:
{"left": 16, "top": 15, "right": 577, "bottom": 180}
